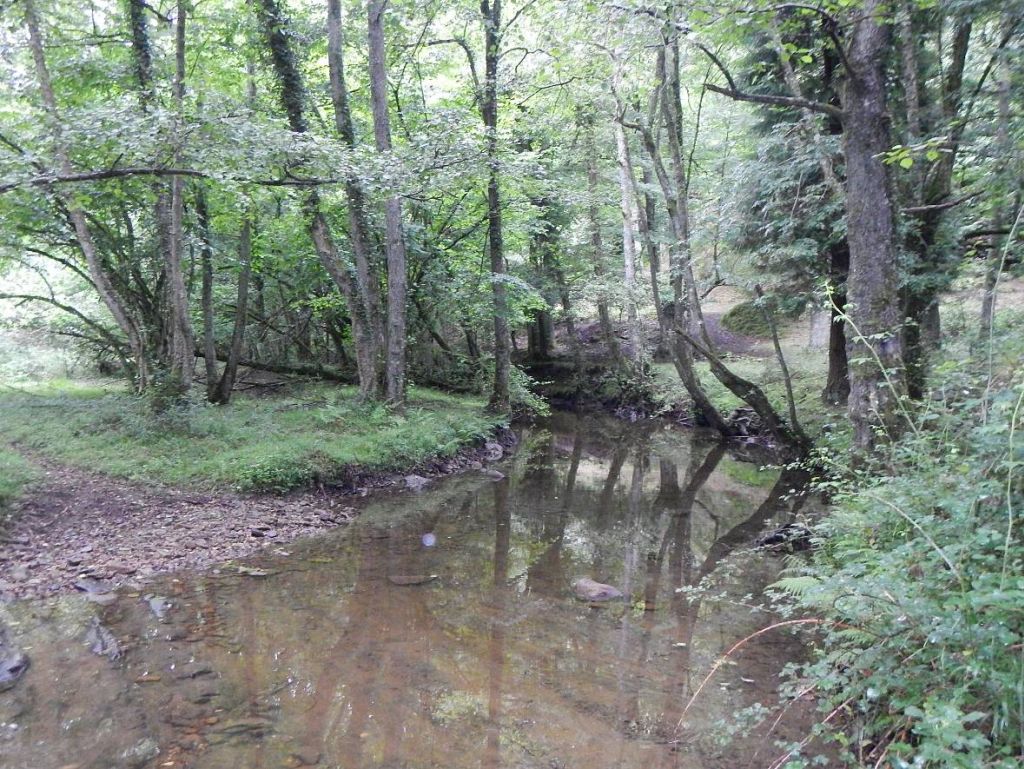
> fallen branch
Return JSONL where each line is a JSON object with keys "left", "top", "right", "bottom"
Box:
{"left": 194, "top": 349, "right": 355, "bottom": 384}
{"left": 678, "top": 617, "right": 829, "bottom": 728}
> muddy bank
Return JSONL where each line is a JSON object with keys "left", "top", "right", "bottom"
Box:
{"left": 0, "top": 429, "right": 516, "bottom": 601}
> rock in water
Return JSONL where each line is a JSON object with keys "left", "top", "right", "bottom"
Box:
{"left": 85, "top": 617, "right": 122, "bottom": 660}
{"left": 573, "top": 577, "right": 624, "bottom": 602}
{"left": 387, "top": 574, "right": 438, "bottom": 586}
{"left": 404, "top": 474, "right": 430, "bottom": 492}
{"left": 0, "top": 626, "right": 29, "bottom": 691}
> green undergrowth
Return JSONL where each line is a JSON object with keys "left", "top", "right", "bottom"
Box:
{"left": 0, "top": 381, "right": 502, "bottom": 492}
{"left": 0, "top": 447, "right": 38, "bottom": 517}
{"left": 771, "top": 311, "right": 1024, "bottom": 768}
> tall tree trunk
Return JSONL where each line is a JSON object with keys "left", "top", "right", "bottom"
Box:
{"left": 902, "top": 19, "right": 971, "bottom": 398}
{"left": 980, "top": 44, "right": 1015, "bottom": 333}
{"left": 613, "top": 113, "right": 642, "bottom": 364}
{"left": 164, "top": 0, "right": 196, "bottom": 392}
{"left": 526, "top": 196, "right": 558, "bottom": 362}
{"left": 842, "top": 0, "right": 907, "bottom": 451}
{"left": 580, "top": 113, "right": 621, "bottom": 363}
{"left": 197, "top": 188, "right": 219, "bottom": 400}
{"left": 326, "top": 0, "right": 384, "bottom": 390}
{"left": 24, "top": 0, "right": 149, "bottom": 389}
{"left": 213, "top": 217, "right": 252, "bottom": 404}
{"left": 641, "top": 162, "right": 669, "bottom": 358}
{"left": 255, "top": 0, "right": 379, "bottom": 398}
{"left": 367, "top": 0, "right": 408, "bottom": 408}
{"left": 637, "top": 45, "right": 730, "bottom": 434}
{"left": 766, "top": 15, "right": 850, "bottom": 406}
{"left": 481, "top": 0, "right": 510, "bottom": 413}
{"left": 822, "top": 242, "right": 850, "bottom": 405}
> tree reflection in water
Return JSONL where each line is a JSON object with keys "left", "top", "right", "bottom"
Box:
{"left": 0, "top": 413, "right": 818, "bottom": 769}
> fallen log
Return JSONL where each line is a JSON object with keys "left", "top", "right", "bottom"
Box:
{"left": 193, "top": 350, "right": 356, "bottom": 384}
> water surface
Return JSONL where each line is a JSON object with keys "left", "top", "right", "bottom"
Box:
{"left": 0, "top": 414, "right": 814, "bottom": 769}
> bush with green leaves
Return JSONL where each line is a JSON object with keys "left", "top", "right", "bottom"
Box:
{"left": 774, "top": 320, "right": 1024, "bottom": 768}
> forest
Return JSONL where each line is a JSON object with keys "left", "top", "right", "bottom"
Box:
{"left": 0, "top": 0, "right": 1022, "bottom": 767}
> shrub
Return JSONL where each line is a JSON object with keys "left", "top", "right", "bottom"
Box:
{"left": 774, "top": 320, "right": 1024, "bottom": 768}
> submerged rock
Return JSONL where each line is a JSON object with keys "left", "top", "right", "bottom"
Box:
{"left": 146, "top": 594, "right": 171, "bottom": 620}
{"left": 119, "top": 737, "right": 160, "bottom": 769}
{"left": 388, "top": 574, "right": 438, "bottom": 586}
{"left": 572, "top": 577, "right": 624, "bottom": 602}
{"left": 0, "top": 626, "right": 29, "bottom": 691}
{"left": 85, "top": 617, "right": 122, "bottom": 660}
{"left": 404, "top": 474, "right": 430, "bottom": 492}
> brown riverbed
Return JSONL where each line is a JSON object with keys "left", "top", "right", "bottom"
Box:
{"left": 0, "top": 413, "right": 826, "bottom": 769}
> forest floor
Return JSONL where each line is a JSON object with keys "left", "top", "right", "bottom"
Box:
{"left": 0, "top": 380, "right": 512, "bottom": 600}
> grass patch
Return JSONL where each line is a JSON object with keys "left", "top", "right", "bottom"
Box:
{"left": 0, "top": 447, "right": 38, "bottom": 516}
{"left": 0, "top": 381, "right": 503, "bottom": 492}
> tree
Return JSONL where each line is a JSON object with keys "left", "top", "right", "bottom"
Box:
{"left": 367, "top": 0, "right": 409, "bottom": 407}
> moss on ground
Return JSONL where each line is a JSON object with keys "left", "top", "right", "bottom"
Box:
{"left": 0, "top": 381, "right": 503, "bottom": 492}
{"left": 720, "top": 299, "right": 803, "bottom": 337}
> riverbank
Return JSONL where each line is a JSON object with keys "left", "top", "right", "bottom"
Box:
{"left": 0, "top": 380, "right": 503, "bottom": 491}
{"left": 0, "top": 432, "right": 516, "bottom": 602}
{"left": 0, "top": 380, "right": 514, "bottom": 600}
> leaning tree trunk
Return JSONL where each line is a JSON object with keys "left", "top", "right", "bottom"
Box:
{"left": 481, "top": 0, "right": 510, "bottom": 414}
{"left": 24, "top": 0, "right": 149, "bottom": 389}
{"left": 842, "top": 0, "right": 908, "bottom": 451}
{"left": 367, "top": 0, "right": 408, "bottom": 408}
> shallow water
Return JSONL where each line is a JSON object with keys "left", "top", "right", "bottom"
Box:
{"left": 0, "top": 414, "right": 816, "bottom": 769}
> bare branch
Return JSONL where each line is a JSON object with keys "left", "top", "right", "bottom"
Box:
{"left": 705, "top": 82, "right": 842, "bottom": 119}
{"left": 902, "top": 189, "right": 981, "bottom": 214}
{"left": 0, "top": 167, "right": 363, "bottom": 194}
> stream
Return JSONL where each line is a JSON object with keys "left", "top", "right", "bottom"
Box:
{"left": 0, "top": 413, "right": 817, "bottom": 769}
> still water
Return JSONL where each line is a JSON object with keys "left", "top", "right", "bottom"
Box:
{"left": 0, "top": 414, "right": 816, "bottom": 769}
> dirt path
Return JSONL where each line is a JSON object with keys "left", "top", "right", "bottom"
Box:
{"left": 0, "top": 436, "right": 513, "bottom": 602}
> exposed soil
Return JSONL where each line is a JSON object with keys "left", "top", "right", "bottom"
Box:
{"left": 0, "top": 430, "right": 516, "bottom": 602}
